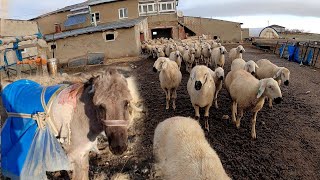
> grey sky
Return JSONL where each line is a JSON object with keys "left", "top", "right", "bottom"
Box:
{"left": 179, "top": 0, "right": 320, "bottom": 18}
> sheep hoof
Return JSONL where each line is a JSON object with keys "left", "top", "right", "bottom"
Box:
{"left": 269, "top": 105, "right": 273, "bottom": 109}
{"left": 195, "top": 116, "right": 200, "bottom": 121}
{"left": 251, "top": 134, "right": 257, "bottom": 139}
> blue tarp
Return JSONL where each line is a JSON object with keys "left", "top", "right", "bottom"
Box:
{"left": 279, "top": 44, "right": 314, "bottom": 65}
{"left": 64, "top": 14, "right": 88, "bottom": 27}
{"left": 1, "top": 79, "right": 71, "bottom": 179}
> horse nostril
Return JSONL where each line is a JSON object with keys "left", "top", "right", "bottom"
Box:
{"left": 153, "top": 67, "right": 157, "bottom": 72}
{"left": 195, "top": 81, "right": 202, "bottom": 91}
{"left": 284, "top": 80, "right": 289, "bottom": 86}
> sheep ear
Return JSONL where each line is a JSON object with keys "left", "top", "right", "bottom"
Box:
{"left": 255, "top": 63, "right": 259, "bottom": 69}
{"left": 257, "top": 80, "right": 266, "bottom": 98}
{"left": 273, "top": 68, "right": 283, "bottom": 79}
{"left": 161, "top": 61, "right": 168, "bottom": 70}
{"left": 244, "top": 64, "right": 249, "bottom": 72}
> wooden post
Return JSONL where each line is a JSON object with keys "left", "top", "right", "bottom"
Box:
{"left": 313, "top": 48, "right": 320, "bottom": 67}
{"left": 280, "top": 41, "right": 288, "bottom": 58}
{"left": 274, "top": 41, "right": 279, "bottom": 54}
{"left": 303, "top": 42, "right": 310, "bottom": 64}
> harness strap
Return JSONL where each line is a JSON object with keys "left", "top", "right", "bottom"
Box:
{"left": 7, "top": 112, "right": 47, "bottom": 130}
{"left": 40, "top": 86, "right": 67, "bottom": 136}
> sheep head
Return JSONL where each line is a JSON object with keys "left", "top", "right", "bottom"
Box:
{"left": 214, "top": 67, "right": 225, "bottom": 81}
{"left": 244, "top": 60, "right": 259, "bottom": 75}
{"left": 237, "top": 45, "right": 245, "bottom": 53}
{"left": 220, "top": 46, "right": 228, "bottom": 54}
{"left": 190, "top": 66, "right": 210, "bottom": 91}
{"left": 153, "top": 57, "right": 168, "bottom": 72}
{"left": 273, "top": 67, "right": 290, "bottom": 86}
{"left": 257, "top": 78, "right": 282, "bottom": 104}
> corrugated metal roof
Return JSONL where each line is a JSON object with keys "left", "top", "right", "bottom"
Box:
{"left": 88, "top": 0, "right": 119, "bottom": 6}
{"left": 64, "top": 14, "right": 88, "bottom": 27}
{"left": 45, "top": 17, "right": 146, "bottom": 41}
{"left": 31, "top": 0, "right": 120, "bottom": 20}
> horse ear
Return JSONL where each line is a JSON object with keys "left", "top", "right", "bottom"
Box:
{"left": 257, "top": 80, "right": 266, "bottom": 98}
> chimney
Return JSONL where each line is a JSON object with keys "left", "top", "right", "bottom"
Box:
{"left": 54, "top": 23, "right": 62, "bottom": 33}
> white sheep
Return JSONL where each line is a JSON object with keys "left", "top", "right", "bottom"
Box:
{"left": 194, "top": 44, "right": 202, "bottom": 65}
{"left": 183, "top": 47, "right": 196, "bottom": 73}
{"left": 255, "top": 59, "right": 290, "bottom": 108}
{"left": 211, "top": 67, "right": 224, "bottom": 109}
{"left": 211, "top": 46, "right": 228, "bottom": 69}
{"left": 187, "top": 65, "right": 216, "bottom": 131}
{"left": 165, "top": 44, "right": 176, "bottom": 57}
{"left": 231, "top": 58, "right": 259, "bottom": 75}
{"left": 153, "top": 116, "right": 230, "bottom": 180}
{"left": 201, "top": 43, "right": 212, "bottom": 66}
{"left": 153, "top": 57, "right": 182, "bottom": 110}
{"left": 229, "top": 45, "right": 245, "bottom": 62}
{"left": 157, "top": 47, "right": 166, "bottom": 58}
{"left": 169, "top": 51, "right": 182, "bottom": 70}
{"left": 225, "top": 70, "right": 283, "bottom": 139}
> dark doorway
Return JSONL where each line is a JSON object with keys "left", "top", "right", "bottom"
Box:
{"left": 140, "top": 32, "right": 145, "bottom": 42}
{"left": 151, "top": 28, "right": 172, "bottom": 39}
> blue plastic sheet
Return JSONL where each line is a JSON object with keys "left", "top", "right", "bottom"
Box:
{"left": 1, "top": 79, "right": 71, "bottom": 179}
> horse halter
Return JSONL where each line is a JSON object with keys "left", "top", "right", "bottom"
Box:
{"left": 102, "top": 119, "right": 129, "bottom": 127}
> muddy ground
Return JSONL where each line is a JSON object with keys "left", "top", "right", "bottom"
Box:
{"left": 1, "top": 45, "right": 320, "bottom": 180}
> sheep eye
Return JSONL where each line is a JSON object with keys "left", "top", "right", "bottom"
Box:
{"left": 124, "top": 101, "right": 130, "bottom": 108}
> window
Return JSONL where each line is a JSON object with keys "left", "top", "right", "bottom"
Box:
{"left": 152, "top": 31, "right": 157, "bottom": 35}
{"left": 91, "top": 12, "right": 100, "bottom": 23}
{"left": 119, "top": 8, "right": 128, "bottom": 19}
{"left": 103, "top": 31, "right": 118, "bottom": 42}
{"left": 106, "top": 34, "right": 115, "bottom": 41}
{"left": 159, "top": 2, "right": 175, "bottom": 12}
{"left": 139, "top": 3, "right": 156, "bottom": 15}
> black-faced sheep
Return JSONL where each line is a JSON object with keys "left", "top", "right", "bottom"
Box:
{"left": 231, "top": 58, "right": 259, "bottom": 75}
{"left": 187, "top": 65, "right": 216, "bottom": 131}
{"left": 153, "top": 116, "right": 231, "bottom": 180}
{"left": 229, "top": 45, "right": 245, "bottom": 62}
{"left": 225, "top": 70, "right": 282, "bottom": 139}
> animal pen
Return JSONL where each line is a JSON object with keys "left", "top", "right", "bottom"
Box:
{"left": 252, "top": 39, "right": 320, "bottom": 67}
{"left": 0, "top": 34, "right": 51, "bottom": 80}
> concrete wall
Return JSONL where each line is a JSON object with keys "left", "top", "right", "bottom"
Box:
{"left": 242, "top": 28, "right": 249, "bottom": 39}
{"left": 0, "top": 19, "right": 38, "bottom": 37}
{"left": 147, "top": 14, "right": 179, "bottom": 39}
{"left": 50, "top": 26, "right": 141, "bottom": 64}
{"left": 91, "top": 0, "right": 139, "bottom": 25}
{"left": 182, "top": 16, "right": 242, "bottom": 42}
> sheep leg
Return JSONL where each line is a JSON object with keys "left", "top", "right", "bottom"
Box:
{"left": 236, "top": 109, "right": 244, "bottom": 129}
{"left": 214, "top": 91, "right": 219, "bottom": 109}
{"left": 251, "top": 111, "right": 258, "bottom": 139}
{"left": 232, "top": 101, "right": 238, "bottom": 124}
{"left": 204, "top": 105, "right": 211, "bottom": 132}
{"left": 193, "top": 104, "right": 200, "bottom": 120}
{"left": 269, "top": 98, "right": 273, "bottom": 109}
{"left": 165, "top": 88, "right": 171, "bottom": 110}
{"left": 171, "top": 88, "right": 177, "bottom": 110}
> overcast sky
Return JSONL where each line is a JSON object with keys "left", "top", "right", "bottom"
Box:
{"left": 2, "top": 0, "right": 320, "bottom": 33}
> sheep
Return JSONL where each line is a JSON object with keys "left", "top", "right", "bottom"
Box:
{"left": 157, "top": 47, "right": 166, "bottom": 58}
{"left": 153, "top": 57, "right": 182, "bottom": 110}
{"left": 231, "top": 58, "right": 259, "bottom": 75}
{"left": 211, "top": 67, "right": 224, "bottom": 109}
{"left": 255, "top": 59, "right": 291, "bottom": 108}
{"left": 187, "top": 65, "right": 216, "bottom": 131}
{"left": 229, "top": 45, "right": 245, "bottom": 61}
{"left": 183, "top": 47, "right": 196, "bottom": 73}
{"left": 194, "top": 44, "right": 202, "bottom": 65}
{"left": 225, "top": 70, "right": 283, "bottom": 139}
{"left": 165, "top": 44, "right": 176, "bottom": 57}
{"left": 201, "top": 43, "right": 212, "bottom": 66}
{"left": 211, "top": 46, "right": 228, "bottom": 69}
{"left": 169, "top": 51, "right": 182, "bottom": 70}
{"left": 153, "top": 116, "right": 230, "bottom": 180}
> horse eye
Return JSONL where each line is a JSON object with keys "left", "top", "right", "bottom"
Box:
{"left": 98, "top": 105, "right": 106, "bottom": 119}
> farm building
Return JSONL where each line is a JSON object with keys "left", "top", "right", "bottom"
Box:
{"left": 268, "top": 24, "right": 286, "bottom": 33}
{"left": 31, "top": 0, "right": 244, "bottom": 63}
{"left": 249, "top": 26, "right": 280, "bottom": 39}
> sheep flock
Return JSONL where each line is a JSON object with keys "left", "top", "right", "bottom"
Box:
{"left": 141, "top": 36, "right": 291, "bottom": 179}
